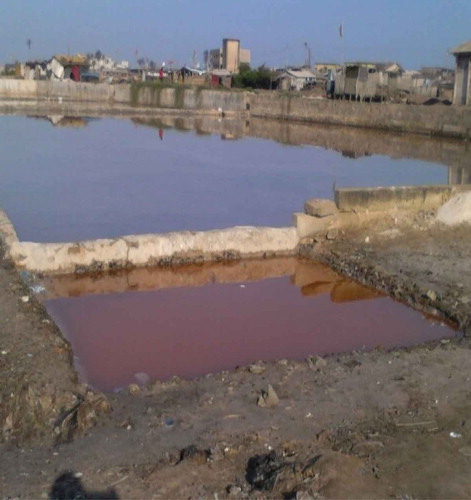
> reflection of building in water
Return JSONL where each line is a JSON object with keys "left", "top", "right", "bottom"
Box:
{"left": 448, "top": 166, "right": 471, "bottom": 185}
{"left": 46, "top": 116, "right": 89, "bottom": 128}
{"left": 42, "top": 258, "right": 380, "bottom": 303}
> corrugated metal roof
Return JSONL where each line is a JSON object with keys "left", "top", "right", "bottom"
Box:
{"left": 450, "top": 39, "right": 471, "bottom": 54}
{"left": 53, "top": 54, "right": 88, "bottom": 66}
{"left": 285, "top": 69, "right": 316, "bottom": 78}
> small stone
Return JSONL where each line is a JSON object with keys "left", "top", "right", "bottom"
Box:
{"left": 458, "top": 295, "right": 470, "bottom": 305}
{"left": 128, "top": 384, "right": 140, "bottom": 395}
{"left": 459, "top": 446, "right": 471, "bottom": 457}
{"left": 308, "top": 355, "right": 327, "bottom": 371}
{"left": 426, "top": 290, "right": 437, "bottom": 301}
{"left": 249, "top": 363, "right": 266, "bottom": 374}
{"left": 21, "top": 296, "right": 30, "bottom": 303}
{"left": 304, "top": 199, "right": 339, "bottom": 218}
{"left": 179, "top": 445, "right": 210, "bottom": 465}
{"left": 326, "top": 228, "right": 339, "bottom": 240}
{"left": 226, "top": 484, "right": 243, "bottom": 497}
{"left": 257, "top": 384, "right": 280, "bottom": 408}
{"left": 364, "top": 236, "right": 370, "bottom": 243}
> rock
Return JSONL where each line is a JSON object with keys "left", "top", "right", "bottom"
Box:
{"left": 304, "top": 199, "right": 339, "bottom": 218}
{"left": 249, "top": 363, "right": 266, "bottom": 375}
{"left": 179, "top": 445, "right": 210, "bottom": 465}
{"left": 257, "top": 384, "right": 280, "bottom": 408}
{"left": 459, "top": 446, "right": 471, "bottom": 457}
{"left": 326, "top": 229, "right": 339, "bottom": 241}
{"left": 226, "top": 484, "right": 243, "bottom": 497}
{"left": 426, "top": 289, "right": 437, "bottom": 301}
{"left": 128, "top": 384, "right": 140, "bottom": 395}
{"left": 437, "top": 191, "right": 471, "bottom": 225}
{"left": 307, "top": 355, "right": 327, "bottom": 371}
{"left": 458, "top": 295, "right": 470, "bottom": 304}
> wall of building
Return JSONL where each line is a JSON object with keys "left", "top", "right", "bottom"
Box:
{"left": 223, "top": 39, "right": 240, "bottom": 74}
{"left": 453, "top": 54, "right": 471, "bottom": 105}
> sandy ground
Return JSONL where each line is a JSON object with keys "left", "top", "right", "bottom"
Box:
{"left": 1, "top": 215, "right": 471, "bottom": 499}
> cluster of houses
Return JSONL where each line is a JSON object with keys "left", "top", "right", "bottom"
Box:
{"left": 1, "top": 37, "right": 470, "bottom": 105}
{"left": 260, "top": 39, "right": 470, "bottom": 105}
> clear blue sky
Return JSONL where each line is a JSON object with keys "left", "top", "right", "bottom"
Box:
{"left": 1, "top": 0, "right": 469, "bottom": 69}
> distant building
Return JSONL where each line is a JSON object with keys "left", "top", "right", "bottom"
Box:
{"left": 451, "top": 39, "right": 471, "bottom": 105}
{"left": 48, "top": 54, "right": 88, "bottom": 81}
{"left": 204, "top": 38, "right": 251, "bottom": 74}
{"left": 333, "top": 62, "right": 404, "bottom": 101}
{"left": 276, "top": 69, "right": 316, "bottom": 91}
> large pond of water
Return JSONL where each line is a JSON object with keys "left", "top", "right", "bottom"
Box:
{"left": 43, "top": 258, "right": 457, "bottom": 392}
{"left": 0, "top": 114, "right": 452, "bottom": 243}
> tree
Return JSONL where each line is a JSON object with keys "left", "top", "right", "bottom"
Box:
{"left": 232, "top": 64, "right": 274, "bottom": 90}
{"left": 26, "top": 39, "right": 32, "bottom": 51}
{"left": 94, "top": 50, "right": 103, "bottom": 60}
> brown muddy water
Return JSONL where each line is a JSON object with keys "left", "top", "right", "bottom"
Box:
{"left": 42, "top": 259, "right": 457, "bottom": 392}
{"left": 0, "top": 114, "right": 452, "bottom": 243}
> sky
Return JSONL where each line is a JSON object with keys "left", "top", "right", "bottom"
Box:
{"left": 0, "top": 0, "right": 469, "bottom": 70}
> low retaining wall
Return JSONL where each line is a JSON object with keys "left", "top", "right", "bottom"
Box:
{"left": 0, "top": 79, "right": 249, "bottom": 114}
{"left": 1, "top": 80, "right": 470, "bottom": 139}
{"left": 335, "top": 185, "right": 471, "bottom": 212}
{"left": 249, "top": 93, "right": 471, "bottom": 140}
{"left": 2, "top": 185, "right": 470, "bottom": 274}
{"left": 2, "top": 220, "right": 298, "bottom": 274}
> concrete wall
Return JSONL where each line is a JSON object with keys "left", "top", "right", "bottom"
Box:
{"left": 2, "top": 222, "right": 298, "bottom": 274}
{"left": 1, "top": 79, "right": 470, "bottom": 138}
{"left": 0, "top": 79, "right": 248, "bottom": 113}
{"left": 249, "top": 93, "right": 471, "bottom": 139}
{"left": 334, "top": 185, "right": 471, "bottom": 212}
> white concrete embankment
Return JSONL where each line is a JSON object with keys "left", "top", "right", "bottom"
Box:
{"left": 5, "top": 226, "right": 299, "bottom": 274}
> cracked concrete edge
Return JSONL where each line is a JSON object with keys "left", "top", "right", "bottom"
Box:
{"left": 6, "top": 226, "right": 300, "bottom": 274}
{"left": 0, "top": 208, "right": 19, "bottom": 252}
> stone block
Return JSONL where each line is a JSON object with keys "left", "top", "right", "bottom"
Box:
{"left": 335, "top": 185, "right": 453, "bottom": 212}
{"left": 293, "top": 212, "right": 331, "bottom": 238}
{"left": 304, "top": 198, "right": 339, "bottom": 217}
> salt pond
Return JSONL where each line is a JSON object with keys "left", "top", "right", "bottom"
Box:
{"left": 0, "top": 114, "right": 448, "bottom": 243}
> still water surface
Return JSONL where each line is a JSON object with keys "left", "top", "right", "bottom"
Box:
{"left": 0, "top": 115, "right": 447, "bottom": 243}
{"left": 44, "top": 259, "right": 456, "bottom": 392}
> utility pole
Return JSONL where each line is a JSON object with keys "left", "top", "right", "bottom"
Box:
{"left": 304, "top": 42, "right": 311, "bottom": 69}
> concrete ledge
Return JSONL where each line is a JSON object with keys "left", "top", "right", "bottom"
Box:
{"left": 335, "top": 185, "right": 471, "bottom": 213}
{"left": 6, "top": 226, "right": 299, "bottom": 274}
{"left": 0, "top": 209, "right": 19, "bottom": 248}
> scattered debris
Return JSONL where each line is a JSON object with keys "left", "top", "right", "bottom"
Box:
{"left": 257, "top": 384, "right": 280, "bottom": 408}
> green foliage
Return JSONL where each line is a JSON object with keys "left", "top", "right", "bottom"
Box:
{"left": 232, "top": 64, "right": 275, "bottom": 90}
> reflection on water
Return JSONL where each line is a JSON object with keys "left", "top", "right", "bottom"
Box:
{"left": 43, "top": 258, "right": 456, "bottom": 392}
{"left": 1, "top": 114, "right": 464, "bottom": 243}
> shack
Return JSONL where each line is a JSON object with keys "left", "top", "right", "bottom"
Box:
{"left": 22, "top": 60, "right": 48, "bottom": 80}
{"left": 209, "top": 69, "right": 232, "bottom": 88}
{"left": 451, "top": 39, "right": 471, "bottom": 105}
{"left": 276, "top": 69, "right": 316, "bottom": 91}
{"left": 47, "top": 54, "right": 88, "bottom": 81}
{"left": 334, "top": 62, "right": 404, "bottom": 101}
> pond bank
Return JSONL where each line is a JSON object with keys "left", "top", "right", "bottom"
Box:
{"left": 1, "top": 207, "right": 471, "bottom": 497}
{"left": 0, "top": 79, "right": 470, "bottom": 139}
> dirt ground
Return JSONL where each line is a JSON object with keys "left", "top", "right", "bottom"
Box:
{"left": 1, "top": 214, "right": 471, "bottom": 499}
